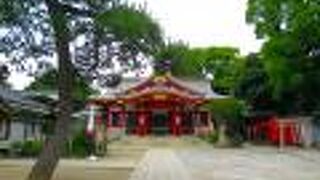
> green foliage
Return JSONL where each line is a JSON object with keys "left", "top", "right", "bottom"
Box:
{"left": 22, "top": 140, "right": 42, "bottom": 157}
{"left": 11, "top": 140, "right": 43, "bottom": 157}
{"left": 96, "top": 5, "right": 163, "bottom": 54}
{"left": 0, "top": 1, "right": 164, "bottom": 87}
{"left": 155, "top": 44, "right": 242, "bottom": 94}
{"left": 204, "top": 98, "right": 247, "bottom": 124}
{"left": 262, "top": 36, "right": 301, "bottom": 97}
{"left": 204, "top": 98, "right": 247, "bottom": 144}
{"left": 0, "top": 0, "right": 24, "bottom": 24}
{"left": 154, "top": 42, "right": 192, "bottom": 76}
{"left": 199, "top": 131, "right": 219, "bottom": 144}
{"left": 41, "top": 115, "right": 56, "bottom": 135}
{"left": 235, "top": 53, "right": 273, "bottom": 111}
{"left": 246, "top": 0, "right": 305, "bottom": 38}
{"left": 171, "top": 47, "right": 204, "bottom": 77}
{"left": 72, "top": 76, "right": 97, "bottom": 101}
{"left": 11, "top": 132, "right": 89, "bottom": 158}
{"left": 27, "top": 70, "right": 58, "bottom": 92}
{"left": 26, "top": 69, "right": 96, "bottom": 101}
{"left": 0, "top": 102, "right": 11, "bottom": 120}
{"left": 0, "top": 1, "right": 163, "bottom": 179}
{"left": 247, "top": 0, "right": 320, "bottom": 114}
{"left": 68, "top": 130, "right": 88, "bottom": 157}
{"left": 200, "top": 47, "right": 243, "bottom": 94}
{"left": 11, "top": 141, "right": 23, "bottom": 152}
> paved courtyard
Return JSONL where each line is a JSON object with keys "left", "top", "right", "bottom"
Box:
{"left": 0, "top": 137, "right": 320, "bottom": 180}
{"left": 127, "top": 146, "right": 320, "bottom": 180}
{"left": 127, "top": 137, "right": 320, "bottom": 180}
{"left": 177, "top": 147, "right": 320, "bottom": 180}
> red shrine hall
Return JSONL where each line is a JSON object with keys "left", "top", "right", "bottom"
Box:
{"left": 87, "top": 74, "right": 224, "bottom": 136}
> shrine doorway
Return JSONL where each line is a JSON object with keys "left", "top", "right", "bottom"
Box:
{"left": 125, "top": 111, "right": 137, "bottom": 134}
{"left": 151, "top": 110, "right": 169, "bottom": 135}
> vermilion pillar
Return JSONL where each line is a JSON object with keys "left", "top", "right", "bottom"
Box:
{"left": 171, "top": 111, "right": 182, "bottom": 136}
{"left": 137, "top": 111, "right": 148, "bottom": 136}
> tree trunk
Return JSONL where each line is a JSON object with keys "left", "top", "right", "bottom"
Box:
{"left": 4, "top": 119, "right": 11, "bottom": 140}
{"left": 27, "top": 1, "right": 73, "bottom": 180}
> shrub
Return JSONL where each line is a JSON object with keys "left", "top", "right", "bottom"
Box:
{"left": 11, "top": 141, "right": 23, "bottom": 154}
{"left": 203, "top": 98, "right": 248, "bottom": 146}
{"left": 11, "top": 140, "right": 44, "bottom": 157}
{"left": 68, "top": 130, "right": 88, "bottom": 157}
{"left": 200, "top": 132, "right": 219, "bottom": 144}
{"left": 23, "top": 140, "right": 43, "bottom": 157}
{"left": 11, "top": 133, "right": 89, "bottom": 158}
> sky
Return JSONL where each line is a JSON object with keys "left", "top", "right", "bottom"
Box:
{"left": 6, "top": 0, "right": 263, "bottom": 90}
{"left": 130, "top": 0, "right": 263, "bottom": 54}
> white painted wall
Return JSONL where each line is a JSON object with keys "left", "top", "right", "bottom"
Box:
{"left": 9, "top": 122, "right": 25, "bottom": 141}
{"left": 7, "top": 122, "right": 42, "bottom": 142}
{"left": 0, "top": 120, "right": 6, "bottom": 139}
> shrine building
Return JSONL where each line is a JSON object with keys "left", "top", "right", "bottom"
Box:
{"left": 86, "top": 73, "right": 225, "bottom": 136}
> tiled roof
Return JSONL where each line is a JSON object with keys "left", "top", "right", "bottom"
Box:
{"left": 0, "top": 85, "right": 48, "bottom": 112}
{"left": 91, "top": 74, "right": 227, "bottom": 100}
{"left": 168, "top": 76, "right": 227, "bottom": 99}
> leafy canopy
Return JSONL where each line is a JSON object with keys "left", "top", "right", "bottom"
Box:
{"left": 247, "top": 0, "right": 320, "bottom": 114}
{"left": 0, "top": 0, "right": 163, "bottom": 85}
{"left": 26, "top": 69, "right": 96, "bottom": 101}
{"left": 96, "top": 5, "right": 162, "bottom": 54}
{"left": 156, "top": 43, "right": 243, "bottom": 95}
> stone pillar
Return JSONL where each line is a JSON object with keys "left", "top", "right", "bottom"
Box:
{"left": 120, "top": 108, "right": 126, "bottom": 135}
{"left": 86, "top": 103, "right": 97, "bottom": 160}
{"left": 86, "top": 104, "right": 97, "bottom": 136}
{"left": 193, "top": 111, "right": 200, "bottom": 136}
{"left": 207, "top": 111, "right": 214, "bottom": 134}
{"left": 300, "top": 116, "right": 313, "bottom": 148}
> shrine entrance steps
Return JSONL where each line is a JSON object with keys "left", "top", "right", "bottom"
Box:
{"left": 107, "top": 136, "right": 209, "bottom": 158}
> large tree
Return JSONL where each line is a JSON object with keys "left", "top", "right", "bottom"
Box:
{"left": 0, "top": 1, "right": 162, "bottom": 179}
{"left": 247, "top": 0, "right": 320, "bottom": 114}
{"left": 26, "top": 69, "right": 96, "bottom": 101}
{"left": 234, "top": 53, "right": 273, "bottom": 112}
{"left": 196, "top": 47, "right": 243, "bottom": 95}
{"left": 154, "top": 42, "right": 193, "bottom": 76}
{"left": 0, "top": 64, "right": 10, "bottom": 86}
{"left": 204, "top": 98, "right": 247, "bottom": 146}
{"left": 156, "top": 44, "right": 243, "bottom": 95}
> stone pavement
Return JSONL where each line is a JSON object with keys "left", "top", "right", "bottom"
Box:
{"left": 177, "top": 146, "right": 320, "bottom": 180}
{"left": 125, "top": 138, "right": 320, "bottom": 180}
{"left": 1, "top": 137, "right": 320, "bottom": 180}
{"left": 128, "top": 149, "right": 191, "bottom": 180}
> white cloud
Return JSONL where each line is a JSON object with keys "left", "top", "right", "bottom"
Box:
{"left": 131, "top": 0, "right": 263, "bottom": 55}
